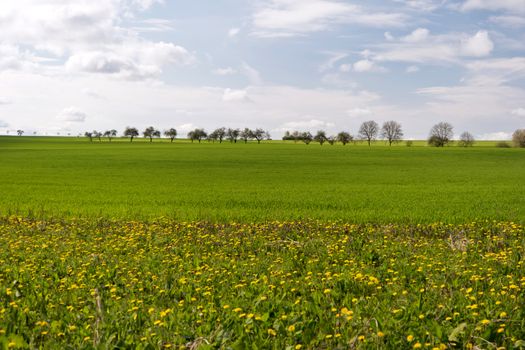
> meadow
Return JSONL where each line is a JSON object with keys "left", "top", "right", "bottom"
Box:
{"left": 1, "top": 137, "right": 525, "bottom": 349}
{"left": 1, "top": 218, "right": 524, "bottom": 349}
{"left": 0, "top": 136, "right": 524, "bottom": 223}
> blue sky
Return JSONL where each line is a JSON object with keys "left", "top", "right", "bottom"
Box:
{"left": 0, "top": 0, "right": 524, "bottom": 139}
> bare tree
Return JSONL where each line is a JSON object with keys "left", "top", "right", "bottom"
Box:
{"left": 188, "top": 128, "right": 207, "bottom": 143}
{"left": 301, "top": 132, "right": 313, "bottom": 145}
{"left": 123, "top": 127, "right": 139, "bottom": 142}
{"left": 212, "top": 127, "right": 227, "bottom": 143}
{"left": 252, "top": 128, "right": 268, "bottom": 144}
{"left": 164, "top": 128, "right": 178, "bottom": 142}
{"left": 381, "top": 121, "right": 403, "bottom": 146}
{"left": 458, "top": 131, "right": 475, "bottom": 147}
{"left": 327, "top": 136, "right": 336, "bottom": 145}
{"left": 143, "top": 127, "right": 161, "bottom": 142}
{"left": 93, "top": 130, "right": 102, "bottom": 142}
{"left": 314, "top": 130, "right": 328, "bottom": 145}
{"left": 513, "top": 129, "right": 525, "bottom": 148}
{"left": 336, "top": 131, "right": 353, "bottom": 145}
{"left": 428, "top": 122, "right": 453, "bottom": 147}
{"left": 17, "top": 130, "right": 24, "bottom": 136}
{"left": 359, "top": 121, "right": 379, "bottom": 146}
{"left": 226, "top": 128, "right": 240, "bottom": 143}
{"left": 84, "top": 131, "right": 93, "bottom": 142}
{"left": 240, "top": 128, "right": 254, "bottom": 143}
{"left": 103, "top": 129, "right": 117, "bottom": 142}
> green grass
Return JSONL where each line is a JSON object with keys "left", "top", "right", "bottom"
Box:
{"left": 0, "top": 136, "right": 524, "bottom": 223}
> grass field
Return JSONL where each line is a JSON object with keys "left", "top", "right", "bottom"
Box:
{"left": 1, "top": 218, "right": 524, "bottom": 349}
{"left": 0, "top": 136, "right": 524, "bottom": 223}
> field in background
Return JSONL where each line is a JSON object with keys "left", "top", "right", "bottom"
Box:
{"left": 0, "top": 136, "right": 524, "bottom": 223}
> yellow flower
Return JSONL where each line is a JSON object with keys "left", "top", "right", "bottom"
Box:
{"left": 377, "top": 331, "right": 385, "bottom": 337}
{"left": 413, "top": 343, "right": 422, "bottom": 349}
{"left": 267, "top": 329, "right": 277, "bottom": 337}
{"left": 358, "top": 335, "right": 365, "bottom": 342}
{"left": 295, "top": 345, "right": 302, "bottom": 350}
{"left": 481, "top": 319, "right": 490, "bottom": 325}
{"left": 288, "top": 325, "right": 295, "bottom": 332}
{"left": 499, "top": 312, "right": 507, "bottom": 318}
{"left": 407, "top": 335, "right": 414, "bottom": 342}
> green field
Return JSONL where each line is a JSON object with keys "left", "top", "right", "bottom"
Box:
{"left": 0, "top": 136, "right": 524, "bottom": 223}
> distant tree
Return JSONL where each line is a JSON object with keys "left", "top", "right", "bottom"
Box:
{"left": 207, "top": 130, "right": 218, "bottom": 142}
{"left": 143, "top": 127, "right": 161, "bottom": 142}
{"left": 252, "top": 128, "right": 268, "bottom": 144}
{"left": 84, "top": 131, "right": 93, "bottom": 142}
{"left": 291, "top": 131, "right": 301, "bottom": 143}
{"left": 512, "top": 129, "right": 525, "bottom": 148}
{"left": 359, "top": 121, "right": 379, "bottom": 146}
{"left": 188, "top": 128, "right": 207, "bottom": 143}
{"left": 124, "top": 127, "right": 139, "bottom": 142}
{"left": 17, "top": 130, "right": 24, "bottom": 136}
{"left": 226, "top": 128, "right": 240, "bottom": 143}
{"left": 458, "top": 131, "right": 475, "bottom": 147}
{"left": 212, "top": 127, "right": 226, "bottom": 143}
{"left": 327, "top": 136, "right": 336, "bottom": 145}
{"left": 336, "top": 131, "right": 352, "bottom": 145}
{"left": 103, "top": 129, "right": 117, "bottom": 142}
{"left": 314, "top": 130, "right": 328, "bottom": 145}
{"left": 301, "top": 132, "right": 313, "bottom": 145}
{"left": 164, "top": 128, "right": 178, "bottom": 143}
{"left": 93, "top": 130, "right": 102, "bottom": 142}
{"left": 428, "top": 122, "right": 453, "bottom": 147}
{"left": 381, "top": 121, "right": 403, "bottom": 146}
{"left": 240, "top": 128, "right": 254, "bottom": 144}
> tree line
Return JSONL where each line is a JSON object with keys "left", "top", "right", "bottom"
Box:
{"left": 65, "top": 122, "right": 525, "bottom": 148}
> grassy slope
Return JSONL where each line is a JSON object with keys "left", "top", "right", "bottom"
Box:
{"left": 0, "top": 136, "right": 523, "bottom": 222}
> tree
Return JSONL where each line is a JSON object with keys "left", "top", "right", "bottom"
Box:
{"left": 327, "top": 136, "right": 336, "bottom": 145}
{"left": 252, "top": 128, "right": 268, "bottom": 144}
{"left": 93, "top": 130, "right": 102, "bottom": 142}
{"left": 301, "top": 132, "right": 313, "bottom": 145}
{"left": 381, "top": 121, "right": 403, "bottom": 146}
{"left": 188, "top": 128, "right": 207, "bottom": 143}
{"left": 359, "top": 121, "right": 379, "bottom": 146}
{"left": 212, "top": 127, "right": 226, "bottom": 143}
{"left": 240, "top": 128, "right": 254, "bottom": 144}
{"left": 84, "top": 131, "right": 93, "bottom": 142}
{"left": 428, "top": 122, "right": 453, "bottom": 147}
{"left": 314, "top": 130, "right": 328, "bottom": 145}
{"left": 513, "top": 129, "right": 525, "bottom": 148}
{"left": 164, "top": 128, "right": 178, "bottom": 143}
{"left": 458, "top": 131, "right": 475, "bottom": 147}
{"left": 226, "top": 128, "right": 240, "bottom": 143}
{"left": 17, "top": 130, "right": 24, "bottom": 136}
{"left": 103, "top": 129, "right": 117, "bottom": 142}
{"left": 143, "top": 127, "right": 161, "bottom": 142}
{"left": 124, "top": 127, "right": 139, "bottom": 142}
{"left": 336, "top": 131, "right": 353, "bottom": 145}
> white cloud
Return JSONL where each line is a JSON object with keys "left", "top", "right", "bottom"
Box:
{"left": 279, "top": 119, "right": 335, "bottom": 131}
{"left": 401, "top": 28, "right": 430, "bottom": 43}
{"left": 56, "top": 107, "right": 88, "bottom": 122}
{"left": 319, "top": 52, "right": 348, "bottom": 72}
{"left": 489, "top": 15, "right": 525, "bottom": 27}
{"left": 0, "top": 97, "right": 12, "bottom": 105}
{"left": 347, "top": 108, "right": 372, "bottom": 117}
{"left": 406, "top": 65, "right": 420, "bottom": 73}
{"left": 252, "top": 0, "right": 407, "bottom": 37}
{"left": 397, "top": 0, "right": 444, "bottom": 11}
{"left": 213, "top": 67, "right": 237, "bottom": 75}
{"left": 461, "top": 31, "right": 494, "bottom": 57}
{"left": 478, "top": 132, "right": 512, "bottom": 140}
{"left": 241, "top": 62, "right": 263, "bottom": 85}
{"left": 461, "top": 0, "right": 525, "bottom": 13}
{"left": 512, "top": 108, "right": 525, "bottom": 116}
{"left": 228, "top": 27, "right": 241, "bottom": 37}
{"left": 353, "top": 59, "right": 386, "bottom": 73}
{"left": 222, "top": 89, "right": 250, "bottom": 102}
{"left": 339, "top": 64, "right": 352, "bottom": 72}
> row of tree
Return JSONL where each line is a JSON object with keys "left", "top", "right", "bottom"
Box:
{"left": 77, "top": 121, "right": 524, "bottom": 147}
{"left": 84, "top": 127, "right": 272, "bottom": 144}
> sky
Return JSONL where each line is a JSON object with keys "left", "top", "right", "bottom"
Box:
{"left": 0, "top": 0, "right": 524, "bottom": 140}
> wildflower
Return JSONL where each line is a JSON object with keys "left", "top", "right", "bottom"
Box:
{"left": 407, "top": 335, "right": 414, "bottom": 342}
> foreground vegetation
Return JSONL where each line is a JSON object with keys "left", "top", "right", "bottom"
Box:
{"left": 1, "top": 218, "right": 524, "bottom": 349}
{"left": 1, "top": 137, "right": 525, "bottom": 223}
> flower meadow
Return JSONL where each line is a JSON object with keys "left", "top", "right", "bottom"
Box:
{"left": 1, "top": 217, "right": 524, "bottom": 349}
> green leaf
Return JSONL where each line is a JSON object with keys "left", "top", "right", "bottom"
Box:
{"left": 448, "top": 322, "right": 467, "bottom": 343}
